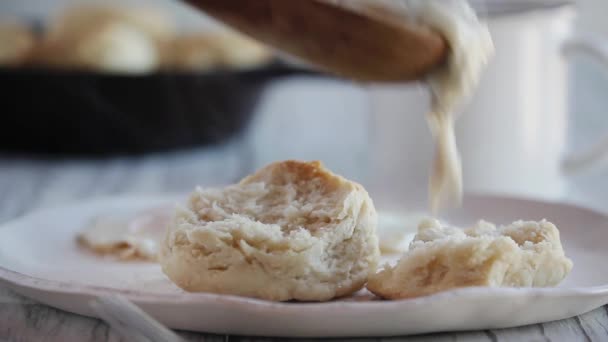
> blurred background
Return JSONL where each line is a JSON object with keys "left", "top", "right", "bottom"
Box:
{"left": 0, "top": 0, "right": 607, "bottom": 216}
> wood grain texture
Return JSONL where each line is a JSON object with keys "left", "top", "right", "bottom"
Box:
{"left": 0, "top": 151, "right": 607, "bottom": 342}
{"left": 182, "top": 0, "right": 447, "bottom": 82}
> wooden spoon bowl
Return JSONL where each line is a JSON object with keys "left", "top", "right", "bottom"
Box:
{"left": 182, "top": 0, "right": 448, "bottom": 82}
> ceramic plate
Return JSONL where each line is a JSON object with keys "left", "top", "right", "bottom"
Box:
{"left": 1, "top": 194, "right": 607, "bottom": 337}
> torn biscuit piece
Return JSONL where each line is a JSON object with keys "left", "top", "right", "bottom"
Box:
{"left": 367, "top": 219, "right": 573, "bottom": 299}
{"left": 77, "top": 209, "right": 170, "bottom": 261}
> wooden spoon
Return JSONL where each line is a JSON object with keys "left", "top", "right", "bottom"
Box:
{"left": 181, "top": 0, "right": 448, "bottom": 82}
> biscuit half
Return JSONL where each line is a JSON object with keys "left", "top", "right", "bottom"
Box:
{"left": 161, "top": 160, "right": 380, "bottom": 301}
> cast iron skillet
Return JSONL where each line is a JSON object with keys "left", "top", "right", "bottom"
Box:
{"left": 0, "top": 63, "right": 319, "bottom": 157}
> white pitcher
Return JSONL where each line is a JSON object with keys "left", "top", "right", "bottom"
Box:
{"left": 368, "top": 1, "right": 608, "bottom": 210}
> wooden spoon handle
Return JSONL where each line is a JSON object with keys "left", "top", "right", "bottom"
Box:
{"left": 181, "top": 0, "right": 447, "bottom": 82}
